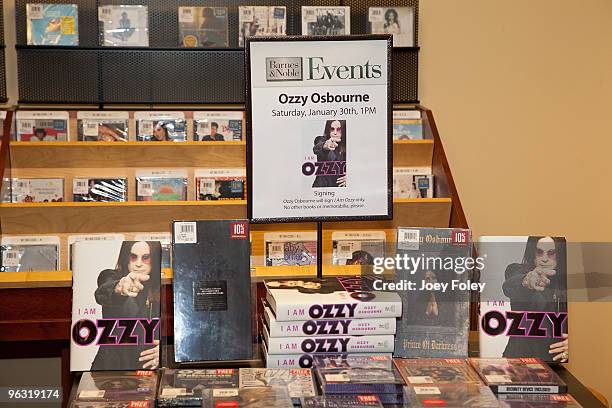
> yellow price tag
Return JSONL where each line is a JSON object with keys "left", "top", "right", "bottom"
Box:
{"left": 60, "top": 16, "right": 75, "bottom": 35}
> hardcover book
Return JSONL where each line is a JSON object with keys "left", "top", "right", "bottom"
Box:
{"left": 70, "top": 240, "right": 162, "bottom": 371}
{"left": 194, "top": 111, "right": 244, "bottom": 141}
{"left": 178, "top": 7, "right": 228, "bottom": 48}
{"left": 16, "top": 110, "right": 69, "bottom": 141}
{"left": 73, "top": 178, "right": 127, "bottom": 202}
{"left": 393, "top": 168, "right": 434, "bottom": 199}
{"left": 403, "top": 384, "right": 500, "bottom": 408}
{"left": 99, "top": 5, "right": 149, "bottom": 46}
{"left": 77, "top": 111, "right": 129, "bottom": 142}
{"left": 478, "top": 236, "right": 568, "bottom": 363}
{"left": 301, "top": 395, "right": 383, "bottom": 408}
{"left": 157, "top": 368, "right": 238, "bottom": 407}
{"left": 314, "top": 365, "right": 404, "bottom": 394}
{"left": 265, "top": 276, "right": 402, "bottom": 322}
{"left": 1, "top": 235, "right": 60, "bottom": 272}
{"left": 368, "top": 7, "right": 414, "bottom": 47}
{"left": 394, "top": 358, "right": 481, "bottom": 385}
{"left": 392, "top": 110, "right": 422, "bottom": 140}
{"left": 239, "top": 368, "right": 316, "bottom": 403}
{"left": 238, "top": 6, "right": 286, "bottom": 47}
{"left": 264, "top": 232, "right": 318, "bottom": 267}
{"left": 331, "top": 231, "right": 385, "bottom": 266}
{"left": 195, "top": 168, "right": 246, "bottom": 201}
{"left": 468, "top": 358, "right": 567, "bottom": 394}
{"left": 394, "top": 228, "right": 472, "bottom": 358}
{"left": 497, "top": 394, "right": 582, "bottom": 407}
{"left": 9, "top": 178, "right": 64, "bottom": 202}
{"left": 134, "top": 112, "right": 186, "bottom": 142}
{"left": 135, "top": 169, "right": 188, "bottom": 201}
{"left": 301, "top": 7, "right": 350, "bottom": 36}
{"left": 201, "top": 386, "right": 293, "bottom": 408}
{"left": 313, "top": 355, "right": 393, "bottom": 370}
{"left": 172, "top": 220, "right": 252, "bottom": 362}
{"left": 27, "top": 4, "right": 78, "bottom": 45}
{"left": 73, "top": 371, "right": 157, "bottom": 404}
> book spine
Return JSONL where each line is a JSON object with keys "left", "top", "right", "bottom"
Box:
{"left": 266, "top": 335, "right": 395, "bottom": 355}
{"left": 268, "top": 317, "right": 396, "bottom": 337}
{"left": 274, "top": 302, "right": 402, "bottom": 321}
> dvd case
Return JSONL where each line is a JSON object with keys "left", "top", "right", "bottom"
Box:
{"left": 478, "top": 236, "right": 568, "bottom": 363}
{"left": 172, "top": 220, "right": 252, "bottom": 362}
{"left": 72, "top": 402, "right": 152, "bottom": 407}
{"left": 135, "top": 169, "right": 188, "bottom": 201}
{"left": 265, "top": 276, "right": 402, "bottom": 321}
{"left": 70, "top": 241, "right": 162, "bottom": 371}
{"left": 67, "top": 234, "right": 126, "bottom": 270}
{"left": 157, "top": 368, "right": 239, "bottom": 407}
{"left": 201, "top": 387, "right": 294, "bottom": 408}
{"left": 394, "top": 228, "right": 472, "bottom": 358}
{"left": 392, "top": 110, "right": 422, "bottom": 140}
{"left": 16, "top": 110, "right": 69, "bottom": 141}
{"left": 264, "top": 232, "right": 317, "bottom": 267}
{"left": 468, "top": 358, "right": 567, "bottom": 394}
{"left": 331, "top": 231, "right": 385, "bottom": 266}
{"left": 314, "top": 365, "right": 404, "bottom": 394}
{"left": 394, "top": 358, "right": 482, "bottom": 385}
{"left": 9, "top": 178, "right": 64, "bottom": 202}
{"left": 393, "top": 167, "right": 434, "bottom": 199}
{"left": 1, "top": 236, "right": 60, "bottom": 272}
{"left": 179, "top": 7, "right": 228, "bottom": 48}
{"left": 195, "top": 168, "right": 246, "bottom": 201}
{"left": 193, "top": 111, "right": 244, "bottom": 141}
{"left": 239, "top": 368, "right": 316, "bottom": 403}
{"left": 134, "top": 233, "right": 171, "bottom": 270}
{"left": 368, "top": 7, "right": 414, "bottom": 47}
{"left": 263, "top": 304, "right": 396, "bottom": 337}
{"left": 238, "top": 6, "right": 287, "bottom": 47}
{"left": 301, "top": 395, "right": 383, "bottom": 408}
{"left": 77, "top": 111, "right": 129, "bottom": 142}
{"left": 73, "top": 371, "right": 157, "bottom": 403}
{"left": 403, "top": 384, "right": 500, "bottom": 408}
{"left": 497, "top": 393, "right": 583, "bottom": 407}
{"left": 27, "top": 4, "right": 78, "bottom": 45}
{"left": 134, "top": 112, "right": 186, "bottom": 142}
{"left": 99, "top": 5, "right": 149, "bottom": 47}
{"left": 301, "top": 7, "right": 350, "bottom": 36}
{"left": 314, "top": 355, "right": 393, "bottom": 370}
{"left": 73, "top": 178, "right": 127, "bottom": 202}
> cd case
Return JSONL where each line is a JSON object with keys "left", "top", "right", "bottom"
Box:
{"left": 157, "top": 368, "right": 238, "bottom": 407}
{"left": 393, "top": 167, "right": 434, "bottom": 198}
{"left": 301, "top": 395, "right": 383, "bottom": 408}
{"left": 8, "top": 178, "right": 64, "bottom": 203}
{"left": 16, "top": 110, "right": 69, "bottom": 141}
{"left": 194, "top": 111, "right": 244, "bottom": 141}
{"left": 99, "top": 5, "right": 149, "bottom": 46}
{"left": 264, "top": 232, "right": 318, "bottom": 267}
{"left": 73, "top": 371, "right": 157, "bottom": 403}
{"left": 135, "top": 112, "right": 186, "bottom": 142}
{"left": 368, "top": 7, "right": 415, "bottom": 47}
{"left": 393, "top": 110, "right": 422, "bottom": 140}
{"left": 314, "top": 365, "right": 404, "bottom": 394}
{"left": 201, "top": 387, "right": 294, "bottom": 408}
{"left": 135, "top": 169, "right": 188, "bottom": 201}
{"left": 73, "top": 178, "right": 127, "bottom": 202}
{"left": 27, "top": 4, "right": 79, "bottom": 45}
{"left": 1, "top": 236, "right": 60, "bottom": 272}
{"left": 301, "top": 7, "right": 351, "bottom": 36}
{"left": 238, "top": 6, "right": 287, "bottom": 47}
{"left": 77, "top": 111, "right": 129, "bottom": 142}
{"left": 331, "top": 231, "right": 385, "bottom": 266}
{"left": 239, "top": 368, "right": 316, "bottom": 403}
{"left": 403, "top": 384, "right": 500, "bottom": 408}
{"left": 394, "top": 358, "right": 482, "bottom": 385}
{"left": 179, "top": 7, "right": 229, "bottom": 48}
{"left": 195, "top": 168, "right": 246, "bottom": 201}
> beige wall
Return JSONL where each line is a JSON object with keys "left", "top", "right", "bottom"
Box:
{"left": 419, "top": 0, "right": 612, "bottom": 401}
{"left": 2, "top": 0, "right": 611, "bottom": 403}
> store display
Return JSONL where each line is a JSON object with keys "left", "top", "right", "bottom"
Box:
{"left": 394, "top": 228, "right": 472, "bottom": 358}
{"left": 99, "top": 5, "right": 149, "bottom": 47}
{"left": 70, "top": 240, "right": 162, "bottom": 371}
{"left": 368, "top": 7, "right": 414, "bottom": 47}
{"left": 72, "top": 371, "right": 157, "bottom": 404}
{"left": 16, "top": 110, "right": 69, "bottom": 141}
{"left": 478, "top": 236, "right": 568, "bottom": 363}
{"left": 193, "top": 111, "right": 244, "bottom": 141}
{"left": 195, "top": 168, "right": 246, "bottom": 201}
{"left": 393, "top": 167, "right": 434, "bottom": 198}
{"left": 157, "top": 368, "right": 239, "bottom": 407}
{"left": 67, "top": 234, "right": 125, "bottom": 270}
{"left": 73, "top": 178, "right": 128, "bottom": 202}
{"left": 0, "top": 235, "right": 60, "bottom": 272}
{"left": 26, "top": 3, "right": 79, "bottom": 46}
{"left": 134, "top": 111, "right": 186, "bottom": 142}
{"left": 135, "top": 169, "right": 188, "bottom": 201}
{"left": 134, "top": 233, "right": 171, "bottom": 269}
{"left": 394, "top": 358, "right": 482, "bottom": 385}
{"left": 178, "top": 7, "right": 229, "bottom": 48}
{"left": 331, "top": 231, "right": 385, "bottom": 266}
{"left": 77, "top": 111, "right": 129, "bottom": 142}
{"left": 264, "top": 232, "right": 317, "bottom": 266}
{"left": 7, "top": 178, "right": 64, "bottom": 202}
{"left": 300, "top": 395, "right": 383, "bottom": 408}
{"left": 263, "top": 304, "right": 396, "bottom": 337}
{"left": 468, "top": 358, "right": 567, "bottom": 394}
{"left": 403, "top": 383, "right": 500, "bottom": 408}
{"left": 392, "top": 110, "right": 422, "bottom": 140}
{"left": 497, "top": 394, "right": 583, "bottom": 407}
{"left": 301, "top": 6, "right": 350, "bottom": 36}
{"left": 239, "top": 368, "right": 316, "bottom": 403}
{"left": 172, "top": 220, "right": 252, "bottom": 362}
{"left": 238, "top": 6, "right": 287, "bottom": 47}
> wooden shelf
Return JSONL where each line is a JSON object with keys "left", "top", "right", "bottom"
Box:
{"left": 393, "top": 139, "right": 434, "bottom": 167}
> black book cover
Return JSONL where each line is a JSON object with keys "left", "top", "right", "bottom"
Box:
{"left": 172, "top": 220, "right": 252, "bottom": 362}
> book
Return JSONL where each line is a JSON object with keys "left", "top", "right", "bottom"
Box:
{"left": 194, "top": 111, "right": 244, "bottom": 141}
{"left": 331, "top": 231, "right": 385, "bottom": 266}
{"left": 67, "top": 234, "right": 126, "bottom": 270}
{"left": 134, "top": 233, "right": 171, "bottom": 270}
{"left": 394, "top": 358, "right": 482, "bottom": 385}
{"left": 393, "top": 167, "right": 434, "bottom": 198}
{"left": 239, "top": 368, "right": 316, "bottom": 403}
{"left": 468, "top": 358, "right": 567, "bottom": 394}
{"left": 73, "top": 371, "right": 157, "bottom": 403}
{"left": 178, "top": 7, "right": 228, "bottom": 48}
{"left": 99, "top": 5, "right": 149, "bottom": 47}
{"left": 394, "top": 228, "right": 472, "bottom": 358}
{"left": 77, "top": 111, "right": 129, "bottom": 142}
{"left": 263, "top": 304, "right": 396, "bottom": 337}
{"left": 16, "top": 110, "right": 69, "bottom": 141}
{"left": 264, "top": 232, "right": 317, "bottom": 266}
{"left": 157, "top": 368, "right": 238, "bottom": 407}
{"left": 392, "top": 110, "right": 422, "bottom": 140}
{"left": 1, "top": 236, "right": 60, "bottom": 272}
{"left": 403, "top": 383, "right": 500, "bottom": 408}
{"left": 70, "top": 241, "right": 162, "bottom": 371}
{"left": 201, "top": 387, "right": 294, "bottom": 408}
{"left": 313, "top": 355, "right": 393, "bottom": 370}
{"left": 478, "top": 236, "right": 568, "bottom": 363}
{"left": 134, "top": 112, "right": 186, "bottom": 142}
{"left": 8, "top": 178, "right": 64, "bottom": 202}
{"left": 301, "top": 395, "right": 383, "bottom": 408}
{"left": 26, "top": 4, "right": 78, "bottom": 45}
{"left": 301, "top": 7, "right": 351, "bottom": 36}
{"left": 368, "top": 7, "right": 414, "bottom": 47}
{"left": 135, "top": 169, "right": 188, "bottom": 201}
{"left": 314, "top": 365, "right": 404, "bottom": 394}
{"left": 238, "top": 6, "right": 287, "bottom": 47}
{"left": 195, "top": 168, "right": 246, "bottom": 201}
{"left": 265, "top": 276, "right": 402, "bottom": 321}
{"left": 497, "top": 394, "right": 583, "bottom": 407}
{"left": 73, "top": 178, "right": 127, "bottom": 202}
{"left": 172, "top": 220, "right": 252, "bottom": 362}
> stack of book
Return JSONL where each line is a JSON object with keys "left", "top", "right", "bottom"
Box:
{"left": 261, "top": 276, "right": 402, "bottom": 369}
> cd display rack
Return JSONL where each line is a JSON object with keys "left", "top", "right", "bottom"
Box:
{"left": 0, "top": 0, "right": 7, "bottom": 104}
{"left": 15, "top": 0, "right": 419, "bottom": 104}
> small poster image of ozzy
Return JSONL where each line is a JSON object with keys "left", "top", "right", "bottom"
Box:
{"left": 303, "top": 119, "right": 347, "bottom": 189}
